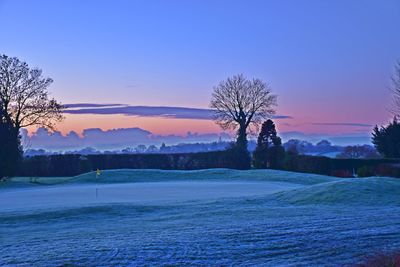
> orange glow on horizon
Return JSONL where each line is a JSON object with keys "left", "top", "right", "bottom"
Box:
{"left": 28, "top": 114, "right": 222, "bottom": 136}
{"left": 25, "top": 114, "right": 372, "bottom": 137}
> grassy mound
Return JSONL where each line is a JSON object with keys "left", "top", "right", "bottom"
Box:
{"left": 273, "top": 177, "right": 400, "bottom": 205}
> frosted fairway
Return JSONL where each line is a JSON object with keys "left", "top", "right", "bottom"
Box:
{"left": 0, "top": 180, "right": 302, "bottom": 213}
{"left": 1, "top": 169, "right": 400, "bottom": 266}
{"left": 0, "top": 168, "right": 333, "bottom": 213}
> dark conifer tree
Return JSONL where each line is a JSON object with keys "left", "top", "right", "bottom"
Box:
{"left": 253, "top": 119, "right": 284, "bottom": 168}
{"left": 266, "top": 136, "right": 285, "bottom": 169}
{"left": 0, "top": 105, "right": 22, "bottom": 179}
{"left": 372, "top": 117, "right": 400, "bottom": 158}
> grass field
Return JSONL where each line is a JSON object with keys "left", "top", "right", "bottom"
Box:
{"left": 1, "top": 169, "right": 399, "bottom": 266}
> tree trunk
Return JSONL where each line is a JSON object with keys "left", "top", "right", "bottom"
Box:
{"left": 236, "top": 123, "right": 248, "bottom": 150}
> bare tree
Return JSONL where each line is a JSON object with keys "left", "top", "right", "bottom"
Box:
{"left": 336, "top": 145, "right": 379, "bottom": 159}
{"left": 210, "top": 74, "right": 277, "bottom": 149}
{"left": 0, "top": 55, "right": 64, "bottom": 135}
{"left": 391, "top": 60, "right": 400, "bottom": 117}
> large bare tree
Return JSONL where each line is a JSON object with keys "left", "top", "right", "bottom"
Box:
{"left": 210, "top": 74, "right": 277, "bottom": 149}
{"left": 391, "top": 60, "right": 400, "bottom": 117}
{"left": 0, "top": 55, "right": 64, "bottom": 135}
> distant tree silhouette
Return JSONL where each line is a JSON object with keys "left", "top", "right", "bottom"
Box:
{"left": 146, "top": 145, "right": 158, "bottom": 153}
{"left": 253, "top": 119, "right": 284, "bottom": 168}
{"left": 210, "top": 74, "right": 276, "bottom": 169}
{"left": 135, "top": 144, "right": 147, "bottom": 153}
{"left": 391, "top": 60, "right": 400, "bottom": 117}
{"left": 0, "top": 55, "right": 64, "bottom": 178}
{"left": 285, "top": 143, "right": 299, "bottom": 155}
{"left": 159, "top": 143, "right": 171, "bottom": 153}
{"left": 336, "top": 145, "right": 379, "bottom": 159}
{"left": 316, "top": 140, "right": 332, "bottom": 148}
{"left": 372, "top": 118, "right": 400, "bottom": 158}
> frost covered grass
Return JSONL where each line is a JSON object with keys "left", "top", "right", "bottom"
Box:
{"left": 3, "top": 168, "right": 338, "bottom": 187}
{"left": 1, "top": 169, "right": 399, "bottom": 266}
{"left": 0, "top": 180, "right": 302, "bottom": 213}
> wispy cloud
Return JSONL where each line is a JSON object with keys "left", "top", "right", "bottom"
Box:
{"left": 311, "top": 122, "right": 373, "bottom": 127}
{"left": 63, "top": 103, "right": 293, "bottom": 120}
{"left": 274, "top": 115, "right": 293, "bottom": 119}
{"left": 64, "top": 103, "right": 126, "bottom": 108}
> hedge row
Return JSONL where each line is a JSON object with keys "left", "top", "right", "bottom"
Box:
{"left": 17, "top": 151, "right": 239, "bottom": 177}
{"left": 17, "top": 152, "right": 400, "bottom": 178}
{"left": 283, "top": 154, "right": 400, "bottom": 177}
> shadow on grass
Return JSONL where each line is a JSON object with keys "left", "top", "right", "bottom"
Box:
{"left": 356, "top": 250, "right": 400, "bottom": 267}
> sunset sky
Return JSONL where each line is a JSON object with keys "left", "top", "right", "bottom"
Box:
{"left": 1, "top": 0, "right": 400, "bottom": 143}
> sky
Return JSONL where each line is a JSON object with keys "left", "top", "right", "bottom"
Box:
{"left": 1, "top": 0, "right": 400, "bottom": 146}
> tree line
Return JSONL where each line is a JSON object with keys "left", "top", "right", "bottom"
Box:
{"left": 1, "top": 55, "right": 400, "bottom": 179}
{"left": 209, "top": 72, "right": 400, "bottom": 170}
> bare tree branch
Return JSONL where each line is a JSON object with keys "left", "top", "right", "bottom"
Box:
{"left": 391, "top": 60, "right": 400, "bottom": 117}
{"left": 0, "top": 55, "right": 64, "bottom": 133}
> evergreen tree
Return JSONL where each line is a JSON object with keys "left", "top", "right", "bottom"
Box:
{"left": 372, "top": 117, "right": 400, "bottom": 158}
{"left": 0, "top": 105, "right": 22, "bottom": 179}
{"left": 253, "top": 120, "right": 284, "bottom": 168}
{"left": 266, "top": 136, "right": 285, "bottom": 169}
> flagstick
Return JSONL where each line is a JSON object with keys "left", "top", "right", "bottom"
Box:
{"left": 95, "top": 169, "right": 101, "bottom": 198}
{"left": 95, "top": 171, "right": 98, "bottom": 198}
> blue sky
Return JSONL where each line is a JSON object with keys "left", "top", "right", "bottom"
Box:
{"left": 1, "top": 0, "right": 399, "bottom": 140}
